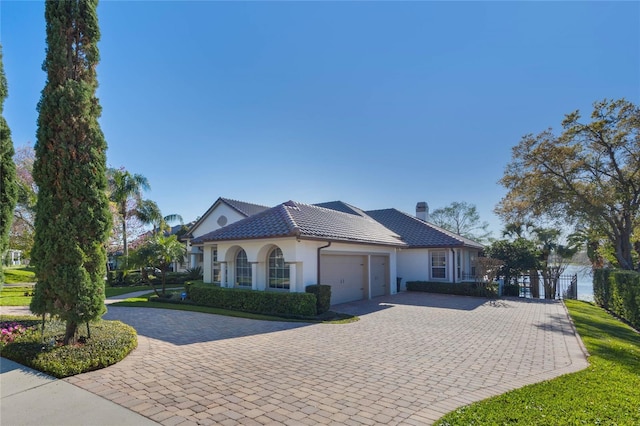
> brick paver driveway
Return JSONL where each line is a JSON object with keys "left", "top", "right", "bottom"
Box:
{"left": 67, "top": 293, "right": 588, "bottom": 425}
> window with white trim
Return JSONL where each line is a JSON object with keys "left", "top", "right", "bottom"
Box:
{"left": 431, "top": 251, "right": 447, "bottom": 279}
{"left": 268, "top": 247, "right": 290, "bottom": 290}
{"left": 212, "top": 247, "right": 220, "bottom": 284}
{"left": 235, "top": 249, "right": 251, "bottom": 287}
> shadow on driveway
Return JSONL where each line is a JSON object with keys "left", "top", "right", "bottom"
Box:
{"left": 104, "top": 306, "right": 312, "bottom": 346}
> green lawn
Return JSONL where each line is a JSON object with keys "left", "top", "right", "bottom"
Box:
{"left": 3, "top": 266, "right": 36, "bottom": 284}
{"left": 0, "top": 287, "right": 34, "bottom": 306}
{"left": 104, "top": 285, "right": 160, "bottom": 297}
{"left": 436, "top": 300, "right": 640, "bottom": 425}
{"left": 0, "top": 285, "right": 160, "bottom": 306}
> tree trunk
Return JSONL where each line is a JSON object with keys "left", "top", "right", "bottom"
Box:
{"left": 162, "top": 269, "right": 166, "bottom": 296}
{"left": 63, "top": 320, "right": 78, "bottom": 345}
{"left": 541, "top": 271, "right": 552, "bottom": 299}
{"left": 530, "top": 270, "right": 540, "bottom": 298}
{"left": 121, "top": 203, "right": 128, "bottom": 266}
{"left": 614, "top": 233, "right": 634, "bottom": 270}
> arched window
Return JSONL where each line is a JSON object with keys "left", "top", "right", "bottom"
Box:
{"left": 268, "top": 247, "right": 290, "bottom": 290}
{"left": 236, "top": 249, "right": 251, "bottom": 287}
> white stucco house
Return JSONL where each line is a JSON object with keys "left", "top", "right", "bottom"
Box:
{"left": 187, "top": 198, "right": 484, "bottom": 305}
{"left": 183, "top": 197, "right": 270, "bottom": 271}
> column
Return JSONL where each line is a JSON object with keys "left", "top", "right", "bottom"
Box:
{"left": 288, "top": 263, "right": 297, "bottom": 292}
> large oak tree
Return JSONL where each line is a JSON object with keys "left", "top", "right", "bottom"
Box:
{"left": 496, "top": 99, "right": 640, "bottom": 270}
{"left": 31, "top": 0, "right": 111, "bottom": 344}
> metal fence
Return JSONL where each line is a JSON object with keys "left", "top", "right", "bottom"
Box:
{"left": 514, "top": 273, "right": 578, "bottom": 300}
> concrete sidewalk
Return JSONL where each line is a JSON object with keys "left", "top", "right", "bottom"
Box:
{"left": 1, "top": 358, "right": 157, "bottom": 426}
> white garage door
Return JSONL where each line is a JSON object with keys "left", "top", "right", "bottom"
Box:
{"left": 320, "top": 255, "right": 365, "bottom": 305}
{"left": 370, "top": 255, "right": 388, "bottom": 298}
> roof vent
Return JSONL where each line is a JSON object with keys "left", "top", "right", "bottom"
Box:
{"left": 416, "top": 201, "right": 429, "bottom": 222}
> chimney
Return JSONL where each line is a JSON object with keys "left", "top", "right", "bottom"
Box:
{"left": 416, "top": 201, "right": 429, "bottom": 221}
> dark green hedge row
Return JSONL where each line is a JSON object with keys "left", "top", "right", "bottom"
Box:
{"left": 305, "top": 285, "right": 331, "bottom": 314}
{"left": 107, "top": 270, "right": 190, "bottom": 286}
{"left": 406, "top": 281, "right": 498, "bottom": 298}
{"left": 185, "top": 282, "right": 317, "bottom": 317}
{"left": 594, "top": 269, "right": 640, "bottom": 330}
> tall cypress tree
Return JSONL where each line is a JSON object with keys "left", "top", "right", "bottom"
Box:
{"left": 31, "top": 0, "right": 111, "bottom": 344}
{"left": 0, "top": 45, "right": 18, "bottom": 284}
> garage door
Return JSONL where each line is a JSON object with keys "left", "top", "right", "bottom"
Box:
{"left": 370, "top": 255, "right": 388, "bottom": 298}
{"left": 320, "top": 255, "right": 365, "bottom": 305}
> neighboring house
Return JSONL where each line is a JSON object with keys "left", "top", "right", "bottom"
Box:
{"left": 182, "top": 197, "right": 270, "bottom": 271}
{"left": 5, "top": 249, "right": 23, "bottom": 266}
{"left": 189, "top": 198, "right": 484, "bottom": 305}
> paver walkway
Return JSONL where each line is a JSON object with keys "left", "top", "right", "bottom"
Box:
{"left": 60, "top": 293, "right": 588, "bottom": 425}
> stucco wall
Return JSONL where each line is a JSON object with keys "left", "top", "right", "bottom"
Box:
{"left": 202, "top": 238, "right": 399, "bottom": 298}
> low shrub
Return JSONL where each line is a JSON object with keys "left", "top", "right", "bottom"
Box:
{"left": 185, "top": 266, "right": 203, "bottom": 280}
{"left": 148, "top": 291, "right": 188, "bottom": 304}
{"left": 0, "top": 316, "right": 137, "bottom": 378}
{"left": 305, "top": 285, "right": 331, "bottom": 314}
{"left": 107, "top": 270, "right": 143, "bottom": 286}
{"left": 186, "top": 283, "right": 317, "bottom": 317}
{"left": 406, "top": 281, "right": 498, "bottom": 298}
{"left": 149, "top": 272, "right": 190, "bottom": 286}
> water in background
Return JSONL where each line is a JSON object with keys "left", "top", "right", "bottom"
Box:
{"left": 564, "top": 264, "right": 594, "bottom": 302}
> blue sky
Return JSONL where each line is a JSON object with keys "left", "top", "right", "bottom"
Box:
{"left": 2, "top": 1, "right": 639, "bottom": 237}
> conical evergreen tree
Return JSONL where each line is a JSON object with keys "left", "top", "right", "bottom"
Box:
{"left": 0, "top": 45, "right": 18, "bottom": 285}
{"left": 31, "top": 0, "right": 111, "bottom": 344}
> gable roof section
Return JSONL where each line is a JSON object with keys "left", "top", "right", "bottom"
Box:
{"left": 184, "top": 197, "right": 270, "bottom": 238}
{"left": 192, "top": 201, "right": 406, "bottom": 247}
{"left": 366, "top": 208, "right": 484, "bottom": 249}
{"left": 222, "top": 198, "right": 271, "bottom": 217}
{"left": 313, "top": 201, "right": 367, "bottom": 217}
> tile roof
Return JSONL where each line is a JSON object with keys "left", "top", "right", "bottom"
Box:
{"left": 192, "top": 201, "right": 406, "bottom": 246}
{"left": 221, "top": 198, "right": 270, "bottom": 217}
{"left": 184, "top": 197, "right": 270, "bottom": 239}
{"left": 313, "top": 201, "right": 367, "bottom": 217}
{"left": 365, "top": 208, "right": 485, "bottom": 249}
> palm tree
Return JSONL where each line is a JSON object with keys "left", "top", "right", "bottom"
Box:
{"left": 135, "top": 199, "right": 183, "bottom": 235}
{"left": 132, "top": 234, "right": 186, "bottom": 296}
{"left": 107, "top": 168, "right": 150, "bottom": 264}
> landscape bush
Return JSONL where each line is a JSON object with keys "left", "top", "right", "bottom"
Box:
{"left": 0, "top": 316, "right": 137, "bottom": 378}
{"left": 406, "top": 281, "right": 498, "bottom": 298}
{"left": 593, "top": 268, "right": 640, "bottom": 330}
{"left": 305, "top": 284, "right": 331, "bottom": 314}
{"left": 107, "top": 270, "right": 191, "bottom": 286}
{"left": 186, "top": 282, "right": 317, "bottom": 317}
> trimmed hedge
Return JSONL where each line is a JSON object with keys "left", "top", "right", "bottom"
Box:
{"left": 186, "top": 282, "right": 317, "bottom": 317}
{"left": 305, "top": 285, "right": 331, "bottom": 314}
{"left": 406, "top": 281, "right": 498, "bottom": 298}
{"left": 594, "top": 269, "right": 640, "bottom": 330}
{"left": 107, "top": 270, "right": 191, "bottom": 286}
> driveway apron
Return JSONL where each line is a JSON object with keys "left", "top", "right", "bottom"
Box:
{"left": 64, "top": 293, "right": 588, "bottom": 425}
